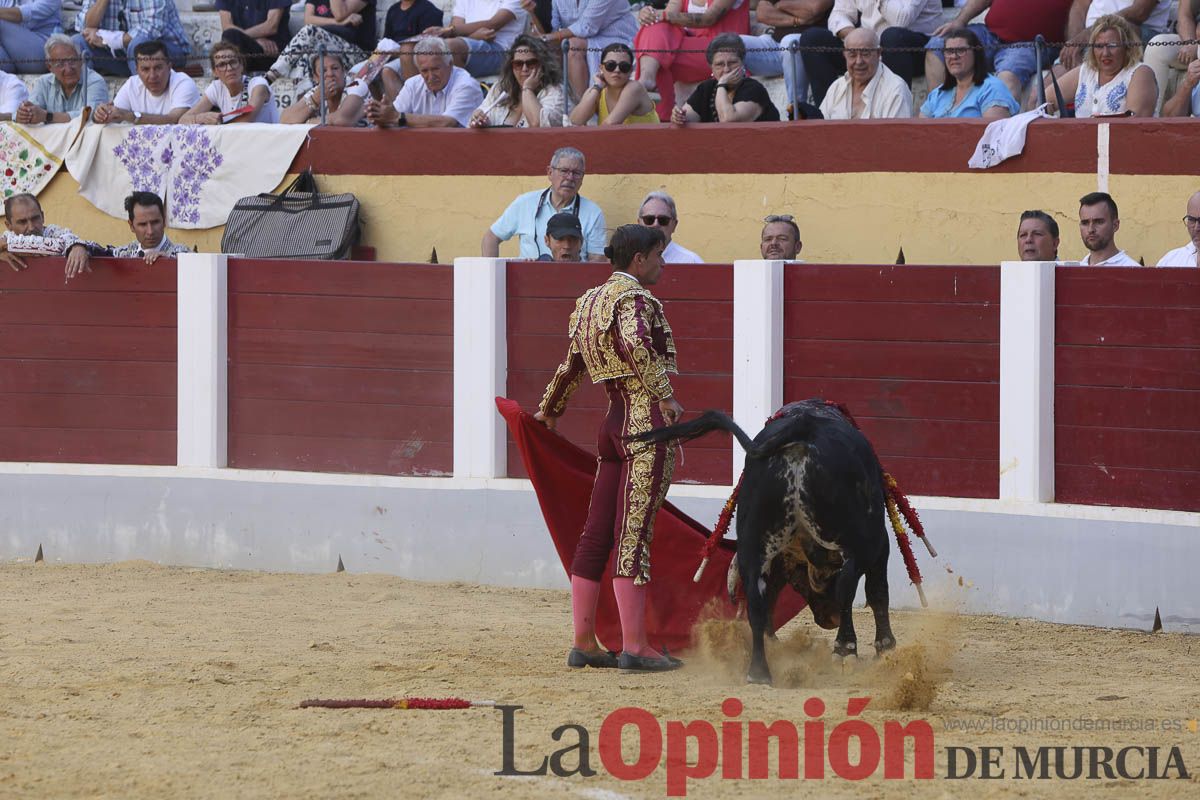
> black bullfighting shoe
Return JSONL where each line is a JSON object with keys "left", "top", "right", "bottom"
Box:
{"left": 567, "top": 648, "right": 620, "bottom": 669}
{"left": 617, "top": 651, "right": 684, "bottom": 673}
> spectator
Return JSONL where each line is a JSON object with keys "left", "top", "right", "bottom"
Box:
{"left": 181, "top": 42, "right": 279, "bottom": 125}
{"left": 109, "top": 191, "right": 191, "bottom": 263}
{"left": 266, "top": 0, "right": 377, "bottom": 82}
{"left": 15, "top": 35, "right": 110, "bottom": 124}
{"left": 92, "top": 40, "right": 201, "bottom": 125}
{"left": 760, "top": 214, "right": 802, "bottom": 260}
{"left": 1156, "top": 191, "right": 1200, "bottom": 268}
{"left": 1017, "top": 210, "right": 1060, "bottom": 261}
{"left": 361, "top": 36, "right": 483, "bottom": 127}
{"left": 539, "top": 0, "right": 637, "bottom": 101}
{"left": 1162, "top": 57, "right": 1200, "bottom": 117}
{"left": 639, "top": 191, "right": 702, "bottom": 264}
{"left": 925, "top": 0, "right": 1073, "bottom": 102}
{"left": 740, "top": 0, "right": 832, "bottom": 118}
{"left": 634, "top": 0, "right": 751, "bottom": 120}
{"left": 1077, "top": 191, "right": 1138, "bottom": 266}
{"left": 74, "top": 0, "right": 189, "bottom": 76}
{"left": 670, "top": 33, "right": 781, "bottom": 124}
{"left": 1144, "top": 0, "right": 1196, "bottom": 115}
{"left": 280, "top": 51, "right": 363, "bottom": 124}
{"left": 483, "top": 146, "right": 607, "bottom": 261}
{"left": 216, "top": 0, "right": 292, "bottom": 73}
{"left": 0, "top": 66, "right": 27, "bottom": 120}
{"left": 1046, "top": 15, "right": 1155, "bottom": 118}
{"left": 537, "top": 212, "right": 584, "bottom": 261}
{"left": 370, "top": 0, "right": 444, "bottom": 97}
{"left": 0, "top": 0, "right": 60, "bottom": 74}
{"left": 800, "top": 0, "right": 942, "bottom": 105}
{"left": 1, "top": 193, "right": 98, "bottom": 280}
{"left": 468, "top": 34, "right": 564, "bottom": 128}
{"left": 568, "top": 42, "right": 658, "bottom": 126}
{"left": 1061, "top": 0, "right": 1170, "bottom": 71}
{"left": 919, "top": 28, "right": 1018, "bottom": 119}
{"left": 391, "top": 0, "right": 525, "bottom": 81}
{"left": 819, "top": 27, "right": 913, "bottom": 119}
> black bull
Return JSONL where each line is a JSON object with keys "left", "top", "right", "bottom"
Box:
{"left": 634, "top": 400, "right": 896, "bottom": 685}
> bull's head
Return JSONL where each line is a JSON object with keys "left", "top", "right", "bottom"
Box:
{"left": 789, "top": 572, "right": 841, "bottom": 630}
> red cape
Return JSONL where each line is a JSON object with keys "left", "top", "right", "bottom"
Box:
{"left": 496, "top": 397, "right": 807, "bottom": 652}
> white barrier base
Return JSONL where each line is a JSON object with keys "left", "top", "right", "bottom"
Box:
{"left": 1, "top": 465, "right": 1197, "bottom": 633}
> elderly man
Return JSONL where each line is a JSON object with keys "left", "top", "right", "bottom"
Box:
{"left": 75, "top": 0, "right": 189, "bottom": 76}
{"left": 16, "top": 35, "right": 111, "bottom": 124}
{"left": 109, "top": 191, "right": 191, "bottom": 264}
{"left": 1, "top": 193, "right": 100, "bottom": 280}
{"left": 925, "top": 0, "right": 1072, "bottom": 101}
{"left": 819, "top": 27, "right": 912, "bottom": 119}
{"left": 392, "top": 0, "right": 525, "bottom": 80}
{"left": 1017, "top": 210, "right": 1060, "bottom": 261}
{"left": 760, "top": 214, "right": 803, "bottom": 260}
{"left": 0, "top": 65, "right": 26, "bottom": 120}
{"left": 484, "top": 147, "right": 607, "bottom": 261}
{"left": 799, "top": 0, "right": 942, "bottom": 104}
{"left": 1156, "top": 191, "right": 1200, "bottom": 268}
{"left": 0, "top": 0, "right": 60, "bottom": 73}
{"left": 92, "top": 40, "right": 200, "bottom": 125}
{"left": 361, "top": 37, "right": 482, "bottom": 129}
{"left": 638, "top": 191, "right": 702, "bottom": 264}
{"left": 1077, "top": 192, "right": 1138, "bottom": 267}
{"left": 537, "top": 212, "right": 584, "bottom": 262}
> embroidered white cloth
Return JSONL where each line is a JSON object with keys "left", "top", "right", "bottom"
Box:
{"left": 0, "top": 122, "right": 62, "bottom": 200}
{"left": 968, "top": 105, "right": 1051, "bottom": 169}
{"left": 23, "top": 122, "right": 313, "bottom": 229}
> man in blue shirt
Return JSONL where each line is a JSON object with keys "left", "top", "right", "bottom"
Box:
{"left": 0, "top": 0, "right": 61, "bottom": 73}
{"left": 483, "top": 147, "right": 607, "bottom": 261}
{"left": 74, "top": 0, "right": 189, "bottom": 76}
{"left": 217, "top": 0, "right": 293, "bottom": 72}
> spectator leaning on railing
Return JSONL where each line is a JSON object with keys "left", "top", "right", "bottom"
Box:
{"left": 0, "top": 0, "right": 60, "bottom": 74}
{"left": 181, "top": 42, "right": 279, "bottom": 125}
{"left": 109, "top": 191, "right": 191, "bottom": 263}
{"left": 15, "top": 34, "right": 110, "bottom": 124}
{"left": 1156, "top": 191, "right": 1200, "bottom": 268}
{"left": 670, "top": 33, "right": 781, "bottom": 124}
{"left": 1, "top": 193, "right": 101, "bottom": 281}
{"left": 569, "top": 42, "right": 658, "bottom": 126}
{"left": 919, "top": 27, "right": 1017, "bottom": 119}
{"left": 93, "top": 39, "right": 200, "bottom": 125}
{"left": 280, "top": 51, "right": 362, "bottom": 124}
{"left": 74, "top": 0, "right": 190, "bottom": 76}
{"left": 1045, "top": 14, "right": 1155, "bottom": 118}
{"left": 216, "top": 0, "right": 293, "bottom": 73}
{"left": 468, "top": 34, "right": 564, "bottom": 128}
{"left": 360, "top": 35, "right": 483, "bottom": 127}
{"left": 819, "top": 27, "right": 913, "bottom": 119}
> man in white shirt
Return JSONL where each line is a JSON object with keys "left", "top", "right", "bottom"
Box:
{"left": 2, "top": 193, "right": 99, "bottom": 280}
{"left": 92, "top": 40, "right": 200, "bottom": 124}
{"left": 392, "top": 0, "right": 524, "bottom": 80}
{"left": 1157, "top": 191, "right": 1200, "bottom": 268}
{"left": 0, "top": 67, "right": 28, "bottom": 120}
{"left": 819, "top": 28, "right": 913, "bottom": 119}
{"left": 638, "top": 191, "right": 702, "bottom": 264}
{"left": 799, "top": 0, "right": 942, "bottom": 104}
{"left": 362, "top": 36, "right": 482, "bottom": 128}
{"left": 1017, "top": 210, "right": 1061, "bottom": 261}
{"left": 1077, "top": 191, "right": 1140, "bottom": 266}
{"left": 109, "top": 191, "right": 191, "bottom": 263}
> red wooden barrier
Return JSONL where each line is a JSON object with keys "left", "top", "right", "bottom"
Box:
{"left": 506, "top": 262, "right": 733, "bottom": 485}
{"left": 0, "top": 257, "right": 176, "bottom": 464}
{"left": 227, "top": 260, "right": 453, "bottom": 476}
{"left": 782, "top": 265, "right": 1001, "bottom": 499}
{"left": 1055, "top": 268, "right": 1200, "bottom": 512}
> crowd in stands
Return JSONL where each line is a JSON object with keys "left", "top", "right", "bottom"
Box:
{"left": 3, "top": 0, "right": 1200, "bottom": 126}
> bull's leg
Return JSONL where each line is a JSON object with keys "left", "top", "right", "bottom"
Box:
{"left": 864, "top": 552, "right": 896, "bottom": 655}
{"left": 832, "top": 555, "right": 864, "bottom": 658}
{"left": 741, "top": 556, "right": 774, "bottom": 685}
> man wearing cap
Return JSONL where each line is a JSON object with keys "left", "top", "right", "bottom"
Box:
{"left": 638, "top": 191, "right": 702, "bottom": 264}
{"left": 538, "top": 213, "right": 584, "bottom": 262}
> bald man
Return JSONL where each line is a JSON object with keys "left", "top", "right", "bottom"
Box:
{"left": 1157, "top": 191, "right": 1200, "bottom": 267}
{"left": 819, "top": 27, "right": 913, "bottom": 119}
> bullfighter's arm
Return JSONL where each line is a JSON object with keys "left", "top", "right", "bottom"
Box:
{"left": 538, "top": 341, "right": 585, "bottom": 418}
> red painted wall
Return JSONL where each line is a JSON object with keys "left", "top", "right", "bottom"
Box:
{"left": 782, "top": 265, "right": 1001, "bottom": 499}
{"left": 227, "top": 260, "right": 453, "bottom": 476}
{"left": 0, "top": 257, "right": 177, "bottom": 464}
{"left": 1055, "top": 268, "right": 1200, "bottom": 512}
{"left": 506, "top": 262, "right": 733, "bottom": 485}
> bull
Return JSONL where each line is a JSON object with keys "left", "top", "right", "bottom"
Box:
{"left": 635, "top": 400, "right": 896, "bottom": 685}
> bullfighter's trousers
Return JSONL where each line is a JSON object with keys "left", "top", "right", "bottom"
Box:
{"left": 571, "top": 377, "right": 676, "bottom": 585}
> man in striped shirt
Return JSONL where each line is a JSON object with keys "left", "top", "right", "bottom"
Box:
{"left": 74, "top": 0, "right": 189, "bottom": 76}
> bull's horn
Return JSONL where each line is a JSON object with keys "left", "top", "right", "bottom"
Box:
{"left": 916, "top": 582, "right": 928, "bottom": 608}
{"left": 692, "top": 556, "right": 710, "bottom": 583}
{"left": 918, "top": 534, "right": 938, "bottom": 558}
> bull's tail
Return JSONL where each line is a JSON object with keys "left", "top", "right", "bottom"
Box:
{"left": 632, "top": 410, "right": 758, "bottom": 454}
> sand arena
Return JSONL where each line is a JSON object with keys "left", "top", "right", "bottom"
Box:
{"left": 1, "top": 559, "right": 1197, "bottom": 798}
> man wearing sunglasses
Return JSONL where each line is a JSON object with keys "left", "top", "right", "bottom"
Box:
{"left": 1156, "top": 191, "right": 1200, "bottom": 268}
{"left": 638, "top": 191, "right": 702, "bottom": 264}
{"left": 484, "top": 146, "right": 607, "bottom": 261}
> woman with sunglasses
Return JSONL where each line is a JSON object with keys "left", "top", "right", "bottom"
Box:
{"left": 570, "top": 42, "right": 658, "bottom": 125}
{"left": 180, "top": 42, "right": 279, "bottom": 125}
{"left": 469, "top": 34, "right": 565, "bottom": 127}
{"left": 537, "top": 0, "right": 638, "bottom": 101}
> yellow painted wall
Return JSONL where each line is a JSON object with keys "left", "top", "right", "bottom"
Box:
{"left": 31, "top": 169, "right": 1199, "bottom": 266}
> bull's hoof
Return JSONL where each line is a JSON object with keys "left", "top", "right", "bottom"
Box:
{"left": 873, "top": 636, "right": 897, "bottom": 656}
{"left": 746, "top": 670, "right": 773, "bottom": 686}
{"left": 832, "top": 640, "right": 858, "bottom": 659}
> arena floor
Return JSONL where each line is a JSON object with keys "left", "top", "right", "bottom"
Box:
{"left": 1, "top": 561, "right": 1197, "bottom": 798}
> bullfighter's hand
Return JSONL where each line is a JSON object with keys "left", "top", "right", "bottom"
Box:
{"left": 533, "top": 411, "right": 557, "bottom": 430}
{"left": 659, "top": 396, "right": 683, "bottom": 426}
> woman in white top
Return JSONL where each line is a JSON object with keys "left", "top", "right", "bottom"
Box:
{"left": 181, "top": 42, "right": 279, "bottom": 125}
{"left": 468, "top": 35, "right": 565, "bottom": 128}
{"left": 1047, "top": 14, "right": 1156, "bottom": 118}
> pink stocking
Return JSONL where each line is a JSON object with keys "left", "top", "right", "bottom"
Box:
{"left": 571, "top": 574, "right": 602, "bottom": 650}
{"left": 612, "top": 576, "right": 662, "bottom": 658}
